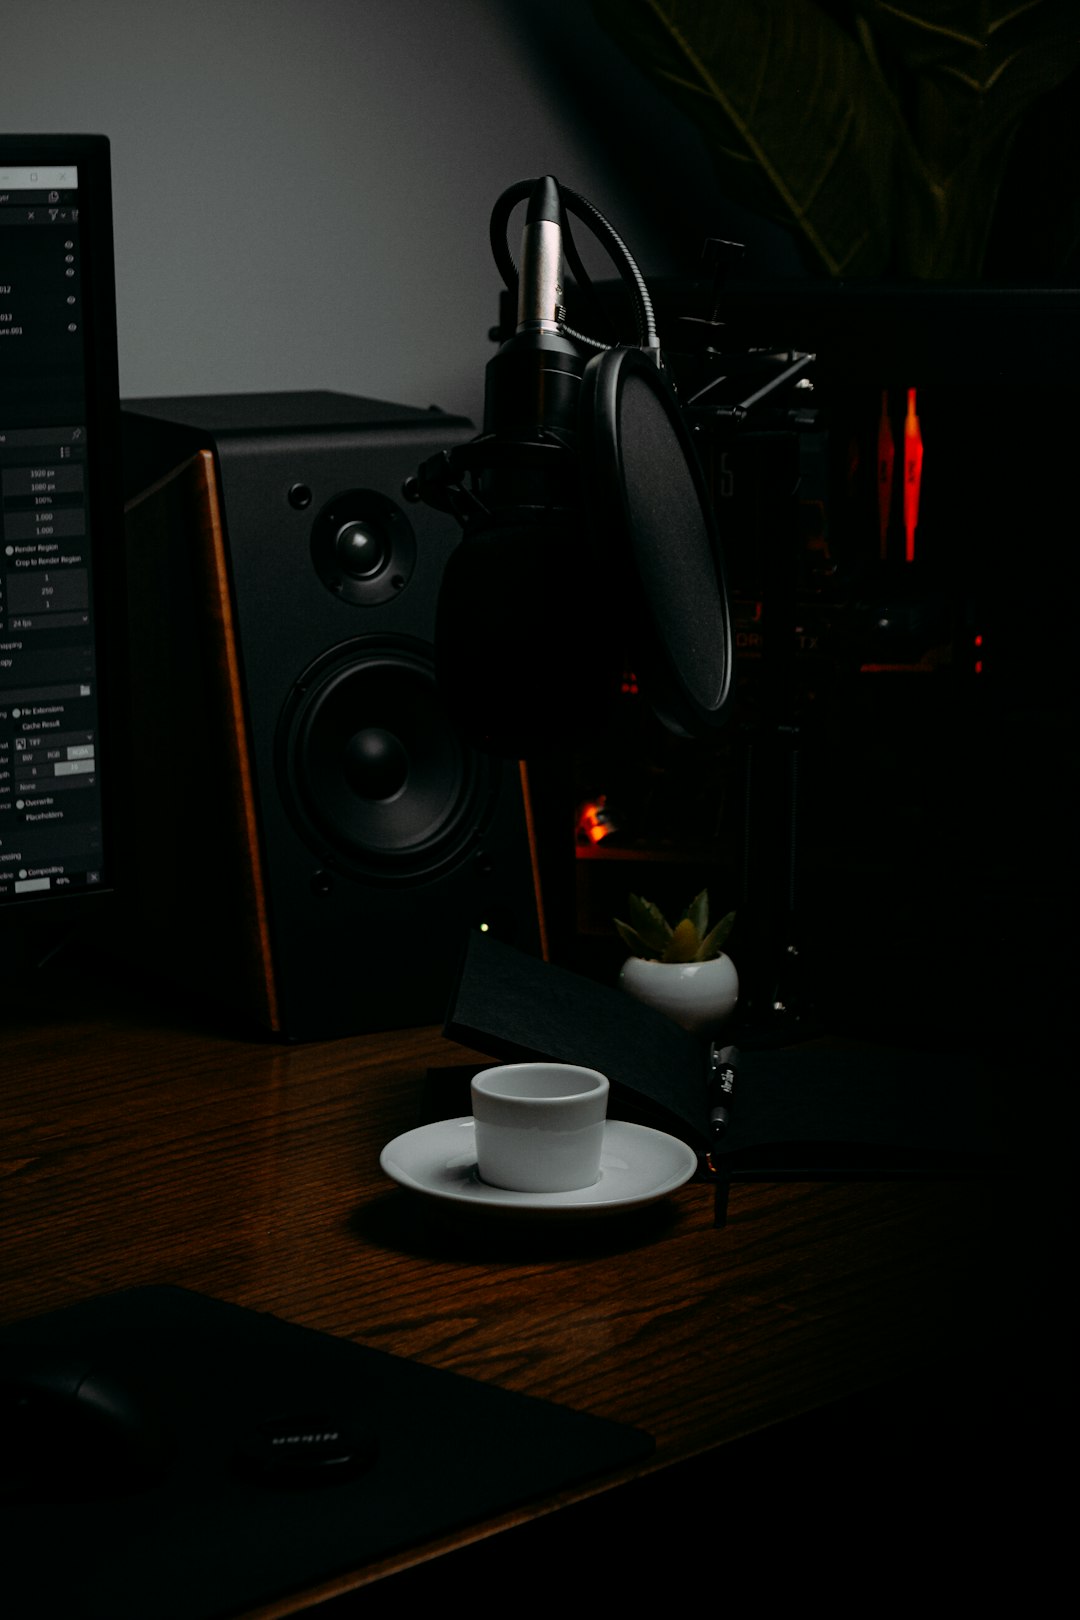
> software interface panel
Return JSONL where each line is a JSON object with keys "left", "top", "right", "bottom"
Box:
{"left": 0, "top": 152, "right": 110, "bottom": 905}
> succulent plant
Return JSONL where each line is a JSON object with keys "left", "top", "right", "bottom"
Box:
{"left": 614, "top": 890, "right": 735, "bottom": 964}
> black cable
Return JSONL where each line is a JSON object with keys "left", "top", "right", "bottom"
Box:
{"left": 562, "top": 185, "right": 657, "bottom": 350}
{"left": 489, "top": 177, "right": 657, "bottom": 351}
{"left": 488, "top": 177, "right": 533, "bottom": 293}
{"left": 556, "top": 194, "right": 617, "bottom": 348}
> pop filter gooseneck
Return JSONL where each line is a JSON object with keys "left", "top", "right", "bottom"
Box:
{"left": 412, "top": 176, "right": 733, "bottom": 757}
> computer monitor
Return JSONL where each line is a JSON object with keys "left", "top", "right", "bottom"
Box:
{"left": 0, "top": 134, "right": 121, "bottom": 967}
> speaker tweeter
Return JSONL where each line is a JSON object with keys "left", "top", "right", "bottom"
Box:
{"left": 310, "top": 488, "right": 417, "bottom": 606}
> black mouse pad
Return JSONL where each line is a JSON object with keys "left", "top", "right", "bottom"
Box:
{"left": 1, "top": 1287, "right": 653, "bottom": 1619}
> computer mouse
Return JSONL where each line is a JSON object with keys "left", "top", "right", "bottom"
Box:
{"left": 0, "top": 1350, "right": 175, "bottom": 1500}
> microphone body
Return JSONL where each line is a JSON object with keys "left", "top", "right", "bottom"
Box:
{"left": 433, "top": 178, "right": 623, "bottom": 757}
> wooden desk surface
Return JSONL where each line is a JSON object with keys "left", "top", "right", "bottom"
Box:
{"left": 1, "top": 963, "right": 1005, "bottom": 1612}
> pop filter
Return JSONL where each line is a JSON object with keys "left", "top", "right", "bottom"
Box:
{"left": 579, "top": 344, "right": 732, "bottom": 739}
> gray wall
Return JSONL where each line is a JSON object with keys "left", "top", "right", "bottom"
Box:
{"left": 3, "top": 0, "right": 799, "bottom": 426}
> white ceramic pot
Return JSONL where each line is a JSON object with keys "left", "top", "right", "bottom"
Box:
{"left": 618, "top": 953, "right": 739, "bottom": 1035}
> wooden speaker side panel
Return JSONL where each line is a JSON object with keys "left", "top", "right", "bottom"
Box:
{"left": 120, "top": 451, "right": 280, "bottom": 1032}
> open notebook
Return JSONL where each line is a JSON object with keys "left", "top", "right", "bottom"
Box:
{"left": 444, "top": 933, "right": 1004, "bottom": 1209}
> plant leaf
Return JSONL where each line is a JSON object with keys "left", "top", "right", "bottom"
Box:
{"left": 695, "top": 909, "right": 736, "bottom": 961}
{"left": 662, "top": 917, "right": 701, "bottom": 963}
{"left": 627, "top": 893, "right": 673, "bottom": 954}
{"left": 592, "top": 0, "right": 1080, "bottom": 278}
{"left": 593, "top": 0, "right": 898, "bottom": 274}
{"left": 855, "top": 0, "right": 1080, "bottom": 275}
{"left": 681, "top": 888, "right": 709, "bottom": 940}
{"left": 614, "top": 918, "right": 651, "bottom": 957}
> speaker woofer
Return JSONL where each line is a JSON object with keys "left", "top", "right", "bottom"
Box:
{"left": 277, "top": 637, "right": 496, "bottom": 881}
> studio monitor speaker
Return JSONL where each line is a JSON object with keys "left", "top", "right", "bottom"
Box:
{"left": 118, "top": 392, "right": 545, "bottom": 1039}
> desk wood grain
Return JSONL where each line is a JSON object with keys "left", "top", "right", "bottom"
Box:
{"left": 1, "top": 966, "right": 1004, "bottom": 1610}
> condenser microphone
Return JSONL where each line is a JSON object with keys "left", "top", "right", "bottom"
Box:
{"left": 516, "top": 174, "right": 565, "bottom": 337}
{"left": 413, "top": 175, "right": 733, "bottom": 758}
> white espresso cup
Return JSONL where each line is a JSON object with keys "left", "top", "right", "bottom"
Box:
{"left": 470, "top": 1062, "right": 610, "bottom": 1193}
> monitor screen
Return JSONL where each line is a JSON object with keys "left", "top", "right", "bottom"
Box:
{"left": 0, "top": 135, "right": 120, "bottom": 924}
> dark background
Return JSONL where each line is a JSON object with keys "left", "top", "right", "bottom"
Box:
{"left": 0, "top": 0, "right": 803, "bottom": 426}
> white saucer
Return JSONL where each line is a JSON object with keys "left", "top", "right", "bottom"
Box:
{"left": 379, "top": 1117, "right": 699, "bottom": 1217}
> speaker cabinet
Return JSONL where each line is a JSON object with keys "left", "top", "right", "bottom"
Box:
{"left": 118, "top": 392, "right": 544, "bottom": 1039}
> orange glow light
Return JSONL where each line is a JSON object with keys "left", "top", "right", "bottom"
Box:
{"left": 577, "top": 797, "right": 617, "bottom": 845}
{"left": 903, "top": 388, "right": 923, "bottom": 563}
